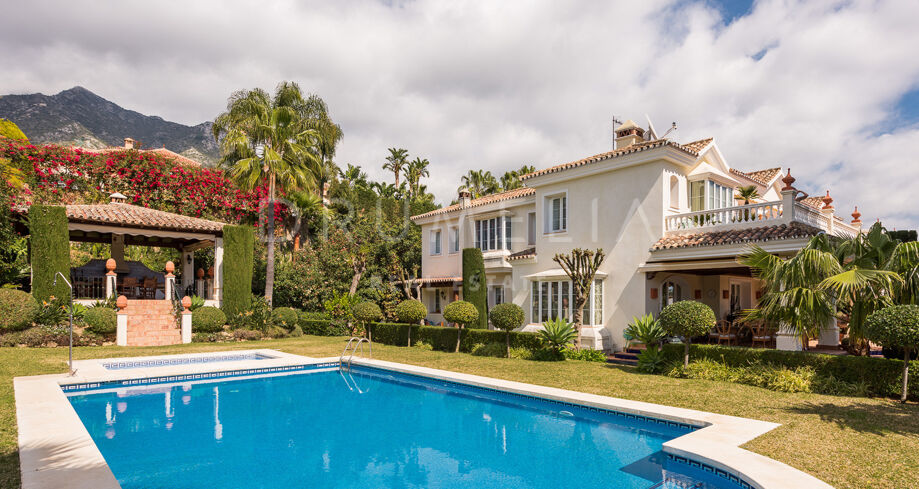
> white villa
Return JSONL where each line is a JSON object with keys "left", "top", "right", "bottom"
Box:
{"left": 409, "top": 120, "right": 863, "bottom": 352}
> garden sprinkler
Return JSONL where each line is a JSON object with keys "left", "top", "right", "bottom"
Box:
{"left": 52, "top": 272, "right": 76, "bottom": 376}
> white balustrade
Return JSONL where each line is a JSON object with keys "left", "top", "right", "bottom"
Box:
{"left": 665, "top": 202, "right": 784, "bottom": 232}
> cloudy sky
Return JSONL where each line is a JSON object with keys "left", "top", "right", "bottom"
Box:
{"left": 2, "top": 0, "right": 918, "bottom": 228}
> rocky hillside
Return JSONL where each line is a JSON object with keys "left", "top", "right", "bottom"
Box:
{"left": 0, "top": 86, "right": 218, "bottom": 164}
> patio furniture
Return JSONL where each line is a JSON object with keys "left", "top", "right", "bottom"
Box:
{"left": 750, "top": 320, "right": 773, "bottom": 348}
{"left": 120, "top": 277, "right": 139, "bottom": 298}
{"left": 142, "top": 277, "right": 157, "bottom": 299}
{"left": 716, "top": 319, "right": 737, "bottom": 346}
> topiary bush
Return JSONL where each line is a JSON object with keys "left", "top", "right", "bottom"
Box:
{"left": 659, "top": 300, "right": 716, "bottom": 367}
{"left": 462, "top": 248, "right": 488, "bottom": 329}
{"left": 222, "top": 225, "right": 254, "bottom": 318}
{"left": 83, "top": 307, "right": 116, "bottom": 335}
{"left": 0, "top": 288, "right": 38, "bottom": 331}
{"left": 271, "top": 307, "right": 300, "bottom": 330}
{"left": 443, "top": 300, "right": 479, "bottom": 353}
{"left": 28, "top": 205, "right": 71, "bottom": 302}
{"left": 489, "top": 303, "right": 525, "bottom": 357}
{"left": 353, "top": 302, "right": 383, "bottom": 341}
{"left": 395, "top": 299, "right": 427, "bottom": 346}
{"left": 193, "top": 306, "right": 227, "bottom": 333}
{"left": 865, "top": 304, "right": 919, "bottom": 402}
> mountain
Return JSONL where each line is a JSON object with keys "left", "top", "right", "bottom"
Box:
{"left": 0, "top": 86, "right": 218, "bottom": 164}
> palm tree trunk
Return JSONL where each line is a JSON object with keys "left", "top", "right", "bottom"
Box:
{"left": 265, "top": 174, "right": 277, "bottom": 305}
{"left": 902, "top": 348, "right": 911, "bottom": 403}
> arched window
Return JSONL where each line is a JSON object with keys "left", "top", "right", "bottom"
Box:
{"left": 669, "top": 175, "right": 680, "bottom": 209}
{"left": 661, "top": 281, "right": 682, "bottom": 310}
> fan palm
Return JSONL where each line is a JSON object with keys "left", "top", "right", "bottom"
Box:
{"left": 383, "top": 148, "right": 409, "bottom": 188}
{"left": 736, "top": 185, "right": 759, "bottom": 205}
{"left": 212, "top": 81, "right": 322, "bottom": 304}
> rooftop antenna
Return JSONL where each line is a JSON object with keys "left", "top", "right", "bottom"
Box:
{"left": 661, "top": 121, "right": 678, "bottom": 139}
{"left": 612, "top": 116, "right": 622, "bottom": 150}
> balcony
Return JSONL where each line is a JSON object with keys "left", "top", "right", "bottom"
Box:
{"left": 664, "top": 198, "right": 859, "bottom": 238}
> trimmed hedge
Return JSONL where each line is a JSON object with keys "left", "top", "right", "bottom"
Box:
{"left": 662, "top": 343, "right": 919, "bottom": 399}
{"left": 462, "top": 248, "right": 487, "bottom": 329}
{"left": 368, "top": 322, "right": 543, "bottom": 353}
{"left": 28, "top": 205, "right": 71, "bottom": 302}
{"left": 297, "top": 314, "right": 349, "bottom": 336}
{"left": 83, "top": 307, "right": 116, "bottom": 335}
{"left": 222, "top": 225, "right": 254, "bottom": 318}
{"left": 192, "top": 306, "right": 227, "bottom": 333}
{"left": 0, "top": 289, "right": 38, "bottom": 331}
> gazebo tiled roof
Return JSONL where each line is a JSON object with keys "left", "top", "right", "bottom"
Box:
{"left": 14, "top": 201, "right": 225, "bottom": 235}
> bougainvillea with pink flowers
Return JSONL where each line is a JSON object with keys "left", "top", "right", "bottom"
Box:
{"left": 0, "top": 138, "right": 286, "bottom": 224}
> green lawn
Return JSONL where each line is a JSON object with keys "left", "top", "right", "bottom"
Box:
{"left": 2, "top": 337, "right": 917, "bottom": 489}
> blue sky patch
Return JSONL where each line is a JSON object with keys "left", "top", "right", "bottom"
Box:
{"left": 707, "top": 0, "right": 755, "bottom": 24}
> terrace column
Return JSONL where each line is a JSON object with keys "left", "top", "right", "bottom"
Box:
{"left": 775, "top": 324, "right": 803, "bottom": 351}
{"left": 164, "top": 261, "right": 176, "bottom": 300}
{"left": 213, "top": 237, "right": 224, "bottom": 306}
{"left": 116, "top": 295, "right": 128, "bottom": 346}
{"left": 817, "top": 316, "right": 840, "bottom": 348}
{"left": 105, "top": 258, "right": 117, "bottom": 299}
{"left": 180, "top": 296, "right": 192, "bottom": 344}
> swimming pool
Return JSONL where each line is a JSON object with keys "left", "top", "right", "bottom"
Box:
{"left": 66, "top": 365, "right": 746, "bottom": 489}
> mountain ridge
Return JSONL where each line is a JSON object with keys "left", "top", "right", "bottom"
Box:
{"left": 0, "top": 86, "right": 218, "bottom": 164}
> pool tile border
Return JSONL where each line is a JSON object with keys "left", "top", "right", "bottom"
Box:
{"left": 100, "top": 352, "right": 276, "bottom": 370}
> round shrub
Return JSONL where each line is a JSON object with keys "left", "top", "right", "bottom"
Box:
{"left": 83, "top": 307, "right": 116, "bottom": 335}
{"left": 353, "top": 302, "right": 383, "bottom": 324}
{"left": 395, "top": 299, "right": 427, "bottom": 324}
{"left": 444, "top": 300, "right": 479, "bottom": 353}
{"left": 271, "top": 307, "right": 300, "bottom": 330}
{"left": 193, "top": 306, "right": 227, "bottom": 333}
{"left": 489, "top": 303, "right": 524, "bottom": 332}
{"left": 0, "top": 289, "right": 39, "bottom": 331}
{"left": 659, "top": 300, "right": 716, "bottom": 367}
{"left": 489, "top": 303, "right": 525, "bottom": 358}
{"left": 865, "top": 304, "right": 919, "bottom": 402}
{"left": 443, "top": 300, "right": 479, "bottom": 326}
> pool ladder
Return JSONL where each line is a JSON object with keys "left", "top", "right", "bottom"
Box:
{"left": 340, "top": 337, "right": 372, "bottom": 371}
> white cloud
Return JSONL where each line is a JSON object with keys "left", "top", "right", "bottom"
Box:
{"left": 1, "top": 0, "right": 918, "bottom": 227}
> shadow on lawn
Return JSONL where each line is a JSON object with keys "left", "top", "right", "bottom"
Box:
{"left": 784, "top": 400, "right": 919, "bottom": 435}
{"left": 0, "top": 448, "right": 22, "bottom": 489}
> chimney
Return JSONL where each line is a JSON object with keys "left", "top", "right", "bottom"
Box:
{"left": 110, "top": 192, "right": 127, "bottom": 204}
{"left": 458, "top": 188, "right": 472, "bottom": 208}
{"left": 124, "top": 138, "right": 135, "bottom": 150}
{"left": 614, "top": 120, "right": 645, "bottom": 149}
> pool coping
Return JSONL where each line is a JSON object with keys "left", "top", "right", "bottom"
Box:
{"left": 14, "top": 350, "right": 834, "bottom": 489}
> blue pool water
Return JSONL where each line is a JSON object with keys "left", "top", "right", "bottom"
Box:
{"left": 67, "top": 366, "right": 743, "bottom": 489}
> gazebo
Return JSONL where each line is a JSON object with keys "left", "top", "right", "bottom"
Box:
{"left": 13, "top": 193, "right": 250, "bottom": 346}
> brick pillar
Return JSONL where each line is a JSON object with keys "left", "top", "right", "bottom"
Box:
{"left": 116, "top": 295, "right": 128, "bottom": 346}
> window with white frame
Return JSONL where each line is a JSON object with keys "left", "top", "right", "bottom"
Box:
{"left": 430, "top": 229, "right": 442, "bottom": 255}
{"left": 689, "top": 180, "right": 733, "bottom": 211}
{"left": 448, "top": 226, "right": 460, "bottom": 253}
{"left": 544, "top": 194, "right": 567, "bottom": 233}
{"left": 474, "top": 216, "right": 511, "bottom": 251}
{"left": 433, "top": 290, "right": 441, "bottom": 313}
{"left": 492, "top": 286, "right": 504, "bottom": 306}
{"left": 530, "top": 279, "right": 603, "bottom": 325}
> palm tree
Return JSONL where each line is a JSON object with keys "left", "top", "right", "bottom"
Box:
{"left": 459, "top": 170, "right": 499, "bottom": 198}
{"left": 383, "top": 148, "right": 409, "bottom": 188}
{"left": 300, "top": 94, "right": 343, "bottom": 202}
{"left": 737, "top": 185, "right": 760, "bottom": 205}
{"left": 405, "top": 157, "right": 430, "bottom": 198}
{"left": 212, "top": 81, "right": 321, "bottom": 305}
{"left": 339, "top": 164, "right": 369, "bottom": 189}
{"left": 498, "top": 164, "right": 535, "bottom": 192}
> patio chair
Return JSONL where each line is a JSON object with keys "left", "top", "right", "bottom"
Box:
{"left": 750, "top": 320, "right": 772, "bottom": 348}
{"left": 142, "top": 277, "right": 157, "bottom": 299}
{"left": 715, "top": 319, "right": 737, "bottom": 346}
{"left": 120, "top": 277, "right": 138, "bottom": 298}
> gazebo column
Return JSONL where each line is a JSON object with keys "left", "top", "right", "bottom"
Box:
{"left": 111, "top": 234, "right": 128, "bottom": 273}
{"left": 213, "top": 237, "right": 224, "bottom": 306}
{"left": 181, "top": 249, "right": 194, "bottom": 293}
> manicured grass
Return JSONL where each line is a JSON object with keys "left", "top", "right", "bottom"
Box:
{"left": 2, "top": 337, "right": 918, "bottom": 489}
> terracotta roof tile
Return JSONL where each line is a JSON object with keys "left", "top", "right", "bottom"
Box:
{"left": 520, "top": 138, "right": 712, "bottom": 181}
{"left": 730, "top": 167, "right": 782, "bottom": 187}
{"left": 650, "top": 222, "right": 822, "bottom": 251}
{"left": 15, "top": 202, "right": 225, "bottom": 234}
{"left": 508, "top": 247, "right": 536, "bottom": 261}
{"left": 411, "top": 187, "right": 535, "bottom": 221}
{"left": 798, "top": 196, "right": 825, "bottom": 210}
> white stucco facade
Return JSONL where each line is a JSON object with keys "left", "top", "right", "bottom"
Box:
{"left": 410, "top": 121, "right": 863, "bottom": 352}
